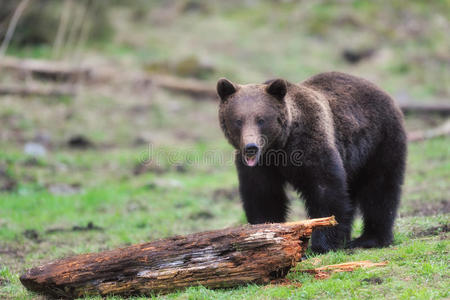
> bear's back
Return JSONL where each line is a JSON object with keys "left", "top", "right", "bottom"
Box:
{"left": 300, "top": 72, "right": 399, "bottom": 116}
{"left": 300, "top": 71, "right": 404, "bottom": 136}
{"left": 299, "top": 72, "right": 406, "bottom": 179}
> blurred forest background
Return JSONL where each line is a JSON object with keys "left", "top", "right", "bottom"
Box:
{"left": 0, "top": 0, "right": 449, "bottom": 299}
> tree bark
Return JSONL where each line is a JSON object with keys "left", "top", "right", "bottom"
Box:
{"left": 20, "top": 216, "right": 336, "bottom": 298}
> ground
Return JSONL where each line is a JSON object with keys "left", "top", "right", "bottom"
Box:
{"left": 0, "top": 1, "right": 449, "bottom": 299}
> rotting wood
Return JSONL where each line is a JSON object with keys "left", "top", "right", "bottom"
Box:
{"left": 0, "top": 84, "right": 75, "bottom": 97}
{"left": 298, "top": 260, "right": 388, "bottom": 279}
{"left": 408, "top": 120, "right": 450, "bottom": 142}
{"left": 20, "top": 216, "right": 336, "bottom": 298}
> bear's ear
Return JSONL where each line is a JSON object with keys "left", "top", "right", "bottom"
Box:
{"left": 217, "top": 78, "right": 237, "bottom": 102}
{"left": 266, "top": 78, "right": 287, "bottom": 101}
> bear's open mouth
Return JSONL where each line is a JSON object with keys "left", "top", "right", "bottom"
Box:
{"left": 244, "top": 152, "right": 260, "bottom": 167}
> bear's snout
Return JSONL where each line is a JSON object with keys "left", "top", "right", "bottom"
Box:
{"left": 242, "top": 143, "right": 261, "bottom": 167}
{"left": 244, "top": 143, "right": 259, "bottom": 156}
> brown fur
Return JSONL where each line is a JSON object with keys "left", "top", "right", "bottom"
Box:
{"left": 217, "top": 72, "right": 407, "bottom": 253}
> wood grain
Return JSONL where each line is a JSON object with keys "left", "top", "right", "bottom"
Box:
{"left": 20, "top": 216, "right": 336, "bottom": 298}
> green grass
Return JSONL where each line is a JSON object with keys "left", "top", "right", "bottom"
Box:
{"left": 1, "top": 1, "right": 449, "bottom": 299}
{"left": 1, "top": 136, "right": 449, "bottom": 299}
{"left": 97, "top": 0, "right": 450, "bottom": 99}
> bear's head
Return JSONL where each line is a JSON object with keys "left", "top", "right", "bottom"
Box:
{"left": 217, "top": 78, "right": 291, "bottom": 167}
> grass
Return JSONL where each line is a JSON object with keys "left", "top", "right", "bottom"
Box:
{"left": 0, "top": 136, "right": 449, "bottom": 299}
{"left": 103, "top": 0, "right": 450, "bottom": 99}
{"left": 0, "top": 1, "right": 449, "bottom": 299}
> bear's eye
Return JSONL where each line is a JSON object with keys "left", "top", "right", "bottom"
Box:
{"left": 235, "top": 119, "right": 243, "bottom": 127}
{"left": 257, "top": 118, "right": 265, "bottom": 126}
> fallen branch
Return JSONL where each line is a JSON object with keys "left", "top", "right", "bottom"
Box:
{"left": 0, "top": 84, "right": 75, "bottom": 97}
{"left": 408, "top": 120, "right": 450, "bottom": 142}
{"left": 20, "top": 216, "right": 336, "bottom": 298}
{"left": 145, "top": 77, "right": 450, "bottom": 116}
{"left": 0, "top": 56, "right": 90, "bottom": 81}
{"left": 149, "top": 74, "right": 218, "bottom": 98}
{"left": 299, "top": 260, "right": 388, "bottom": 279}
{"left": 398, "top": 102, "right": 450, "bottom": 116}
{"left": 3, "top": 57, "right": 450, "bottom": 115}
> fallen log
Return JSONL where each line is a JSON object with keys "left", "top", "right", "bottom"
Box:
{"left": 398, "top": 101, "right": 450, "bottom": 116}
{"left": 408, "top": 120, "right": 450, "bottom": 142}
{"left": 145, "top": 77, "right": 450, "bottom": 116}
{"left": 3, "top": 57, "right": 450, "bottom": 115}
{"left": 150, "top": 74, "right": 218, "bottom": 98}
{"left": 148, "top": 77, "right": 450, "bottom": 116}
{"left": 0, "top": 84, "right": 75, "bottom": 97}
{"left": 20, "top": 216, "right": 336, "bottom": 298}
{"left": 0, "top": 56, "right": 90, "bottom": 82}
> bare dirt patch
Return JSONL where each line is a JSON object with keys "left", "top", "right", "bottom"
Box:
{"left": 401, "top": 199, "right": 450, "bottom": 217}
{"left": 0, "top": 246, "right": 24, "bottom": 259}
{"left": 22, "top": 229, "right": 40, "bottom": 242}
{"left": 410, "top": 223, "right": 449, "bottom": 238}
{"left": 67, "top": 135, "right": 94, "bottom": 149}
{"left": 212, "top": 187, "right": 239, "bottom": 202}
{"left": 0, "top": 167, "right": 17, "bottom": 192}
{"left": 45, "top": 221, "right": 103, "bottom": 234}
{"left": 0, "top": 245, "right": 26, "bottom": 274}
{"left": 362, "top": 277, "right": 384, "bottom": 285}
{"left": 189, "top": 210, "right": 215, "bottom": 220}
{"left": 0, "top": 277, "right": 8, "bottom": 286}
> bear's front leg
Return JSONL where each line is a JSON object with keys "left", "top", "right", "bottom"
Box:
{"left": 236, "top": 156, "right": 289, "bottom": 224}
{"left": 293, "top": 152, "right": 354, "bottom": 253}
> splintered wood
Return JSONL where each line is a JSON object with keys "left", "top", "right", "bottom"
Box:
{"left": 20, "top": 216, "right": 336, "bottom": 298}
{"left": 299, "top": 260, "right": 389, "bottom": 279}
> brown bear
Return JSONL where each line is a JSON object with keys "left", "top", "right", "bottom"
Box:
{"left": 217, "top": 72, "right": 407, "bottom": 253}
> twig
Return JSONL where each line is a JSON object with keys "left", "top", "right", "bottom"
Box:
{"left": 0, "top": 0, "right": 31, "bottom": 57}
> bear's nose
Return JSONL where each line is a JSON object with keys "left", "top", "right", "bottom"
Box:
{"left": 244, "top": 143, "right": 259, "bottom": 157}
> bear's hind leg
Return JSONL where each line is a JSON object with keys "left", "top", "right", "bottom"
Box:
{"left": 348, "top": 143, "right": 406, "bottom": 248}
